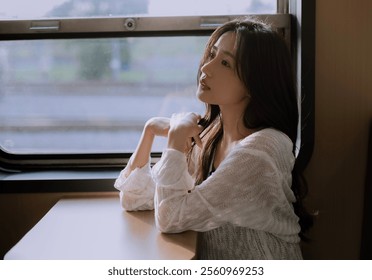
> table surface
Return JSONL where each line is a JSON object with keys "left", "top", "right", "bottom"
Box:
{"left": 4, "top": 196, "right": 196, "bottom": 260}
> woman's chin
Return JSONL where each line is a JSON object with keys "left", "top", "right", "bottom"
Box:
{"left": 196, "top": 90, "right": 208, "bottom": 103}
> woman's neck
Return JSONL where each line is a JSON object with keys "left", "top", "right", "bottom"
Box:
{"left": 219, "top": 107, "right": 252, "bottom": 145}
{"left": 212, "top": 107, "right": 257, "bottom": 169}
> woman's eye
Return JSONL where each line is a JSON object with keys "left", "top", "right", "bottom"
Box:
{"left": 208, "top": 52, "right": 215, "bottom": 59}
{"left": 221, "top": 60, "right": 230, "bottom": 67}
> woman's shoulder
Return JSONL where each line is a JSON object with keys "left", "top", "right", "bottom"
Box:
{"left": 239, "top": 128, "right": 294, "bottom": 158}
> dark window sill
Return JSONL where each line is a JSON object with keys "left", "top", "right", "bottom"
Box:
{"left": 0, "top": 170, "right": 120, "bottom": 193}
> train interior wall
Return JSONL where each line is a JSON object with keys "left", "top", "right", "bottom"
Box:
{"left": 1, "top": 0, "right": 372, "bottom": 259}
{"left": 301, "top": 0, "right": 372, "bottom": 259}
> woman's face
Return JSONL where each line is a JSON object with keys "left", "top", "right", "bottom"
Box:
{"left": 197, "top": 31, "right": 249, "bottom": 108}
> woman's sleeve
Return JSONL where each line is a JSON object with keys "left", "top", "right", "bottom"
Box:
{"left": 153, "top": 145, "right": 300, "bottom": 237}
{"left": 114, "top": 160, "right": 155, "bottom": 211}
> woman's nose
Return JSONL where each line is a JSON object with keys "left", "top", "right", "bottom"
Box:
{"left": 201, "top": 60, "right": 212, "bottom": 77}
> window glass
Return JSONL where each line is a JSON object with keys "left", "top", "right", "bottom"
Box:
{"left": 0, "top": 37, "right": 207, "bottom": 153}
{"left": 0, "top": 0, "right": 277, "bottom": 155}
{"left": 1, "top": 0, "right": 276, "bottom": 19}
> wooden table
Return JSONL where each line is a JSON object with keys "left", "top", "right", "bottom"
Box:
{"left": 4, "top": 196, "right": 196, "bottom": 260}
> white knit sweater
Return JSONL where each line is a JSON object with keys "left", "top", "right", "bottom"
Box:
{"left": 114, "top": 128, "right": 303, "bottom": 259}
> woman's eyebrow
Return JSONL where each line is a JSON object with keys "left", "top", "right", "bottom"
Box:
{"left": 211, "top": 45, "right": 235, "bottom": 60}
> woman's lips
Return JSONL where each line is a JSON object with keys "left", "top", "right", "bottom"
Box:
{"left": 200, "top": 80, "right": 211, "bottom": 90}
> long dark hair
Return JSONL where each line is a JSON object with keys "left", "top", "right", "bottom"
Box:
{"left": 190, "top": 17, "right": 313, "bottom": 240}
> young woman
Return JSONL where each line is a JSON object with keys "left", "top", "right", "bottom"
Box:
{"left": 114, "top": 18, "right": 313, "bottom": 259}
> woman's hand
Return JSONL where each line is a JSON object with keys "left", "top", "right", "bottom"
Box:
{"left": 168, "top": 112, "right": 203, "bottom": 152}
{"left": 145, "top": 117, "right": 170, "bottom": 137}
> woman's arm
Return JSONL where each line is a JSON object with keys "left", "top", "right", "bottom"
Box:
{"left": 127, "top": 117, "right": 170, "bottom": 173}
{"left": 114, "top": 117, "right": 170, "bottom": 211}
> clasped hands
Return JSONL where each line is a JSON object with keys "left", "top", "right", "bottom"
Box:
{"left": 145, "top": 113, "right": 203, "bottom": 152}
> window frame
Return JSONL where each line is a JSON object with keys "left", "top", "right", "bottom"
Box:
{"left": 0, "top": 14, "right": 290, "bottom": 39}
{"left": 0, "top": 0, "right": 315, "bottom": 175}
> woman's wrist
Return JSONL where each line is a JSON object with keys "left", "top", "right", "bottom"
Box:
{"left": 144, "top": 121, "right": 155, "bottom": 137}
{"left": 167, "top": 129, "right": 187, "bottom": 152}
{"left": 128, "top": 125, "right": 155, "bottom": 171}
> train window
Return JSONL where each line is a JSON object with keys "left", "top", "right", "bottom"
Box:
{"left": 1, "top": 0, "right": 315, "bottom": 171}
